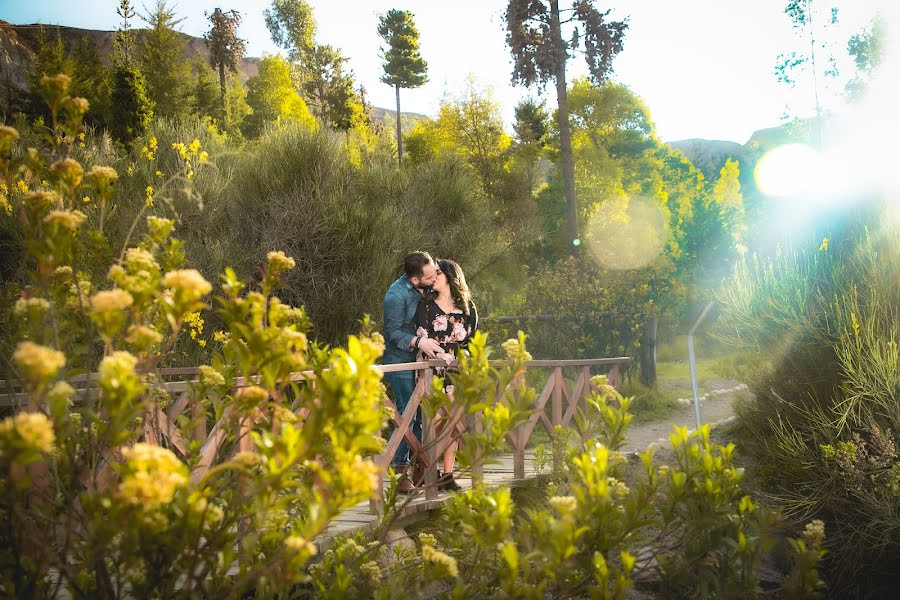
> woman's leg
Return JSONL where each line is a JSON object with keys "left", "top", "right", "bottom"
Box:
{"left": 443, "top": 439, "right": 458, "bottom": 474}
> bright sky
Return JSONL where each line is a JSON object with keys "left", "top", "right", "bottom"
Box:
{"left": 0, "top": 0, "right": 891, "bottom": 143}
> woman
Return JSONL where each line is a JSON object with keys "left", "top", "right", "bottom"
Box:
{"left": 412, "top": 259, "right": 478, "bottom": 492}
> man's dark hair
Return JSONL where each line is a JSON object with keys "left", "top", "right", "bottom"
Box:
{"left": 404, "top": 251, "right": 433, "bottom": 278}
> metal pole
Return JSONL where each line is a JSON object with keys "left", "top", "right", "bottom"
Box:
{"left": 687, "top": 302, "right": 714, "bottom": 430}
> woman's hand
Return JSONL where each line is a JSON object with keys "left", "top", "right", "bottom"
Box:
{"left": 437, "top": 351, "right": 454, "bottom": 366}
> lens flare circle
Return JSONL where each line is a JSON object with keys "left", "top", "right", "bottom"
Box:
{"left": 586, "top": 196, "right": 668, "bottom": 270}
{"left": 755, "top": 143, "right": 820, "bottom": 198}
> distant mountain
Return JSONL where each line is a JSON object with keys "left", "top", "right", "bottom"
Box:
{"left": 1, "top": 20, "right": 261, "bottom": 82}
{"left": 669, "top": 138, "right": 748, "bottom": 180}
{"left": 670, "top": 120, "right": 811, "bottom": 182}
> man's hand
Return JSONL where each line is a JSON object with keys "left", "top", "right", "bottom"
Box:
{"left": 419, "top": 337, "right": 443, "bottom": 358}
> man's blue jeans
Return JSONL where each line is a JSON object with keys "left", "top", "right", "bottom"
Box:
{"left": 384, "top": 370, "right": 422, "bottom": 467}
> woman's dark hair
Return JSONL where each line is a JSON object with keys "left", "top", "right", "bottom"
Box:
{"left": 437, "top": 259, "right": 472, "bottom": 315}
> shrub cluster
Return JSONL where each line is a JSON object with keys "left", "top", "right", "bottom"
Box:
{"left": 715, "top": 205, "right": 900, "bottom": 595}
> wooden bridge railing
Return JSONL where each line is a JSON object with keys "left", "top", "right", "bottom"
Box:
{"left": 0, "top": 356, "right": 630, "bottom": 513}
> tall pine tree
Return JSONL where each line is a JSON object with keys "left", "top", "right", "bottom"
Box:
{"left": 504, "top": 0, "right": 627, "bottom": 247}
{"left": 110, "top": 1, "right": 153, "bottom": 142}
{"left": 139, "top": 0, "right": 190, "bottom": 119}
{"left": 205, "top": 8, "right": 246, "bottom": 121}
{"left": 377, "top": 9, "right": 428, "bottom": 165}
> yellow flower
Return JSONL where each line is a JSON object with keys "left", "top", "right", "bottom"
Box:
{"left": 91, "top": 289, "right": 134, "bottom": 312}
{"left": 285, "top": 535, "right": 317, "bottom": 556}
{"left": 163, "top": 269, "right": 212, "bottom": 305}
{"left": 0, "top": 412, "right": 56, "bottom": 455}
{"left": 13, "top": 341, "right": 66, "bottom": 385}
{"left": 53, "top": 265, "right": 73, "bottom": 280}
{"left": 549, "top": 495, "right": 578, "bottom": 514}
{"left": 126, "top": 165, "right": 134, "bottom": 176}
{"left": 421, "top": 544, "right": 459, "bottom": 578}
{"left": 213, "top": 330, "right": 227, "bottom": 343}
{"left": 16, "top": 180, "right": 28, "bottom": 193}
{"left": 24, "top": 190, "right": 62, "bottom": 211}
{"left": 47, "top": 381, "right": 76, "bottom": 407}
{"left": 803, "top": 519, "right": 826, "bottom": 547}
{"left": 188, "top": 138, "right": 201, "bottom": 154}
{"left": 124, "top": 247, "right": 159, "bottom": 272}
{"left": 171, "top": 142, "right": 188, "bottom": 159}
{"left": 82, "top": 196, "right": 91, "bottom": 204}
{"left": 117, "top": 443, "right": 188, "bottom": 508}
{"left": 198, "top": 151, "right": 209, "bottom": 162}
{"left": 0, "top": 124, "right": 19, "bottom": 151}
{"left": 500, "top": 337, "right": 532, "bottom": 362}
{"left": 155, "top": 170, "right": 163, "bottom": 178}
{"left": 98, "top": 351, "right": 144, "bottom": 404}
{"left": 0, "top": 196, "right": 9, "bottom": 216}
{"left": 591, "top": 375, "right": 609, "bottom": 388}
{"left": 87, "top": 165, "right": 118, "bottom": 185}
{"left": 149, "top": 136, "right": 158, "bottom": 151}
{"left": 267, "top": 250, "right": 296, "bottom": 273}
{"left": 198, "top": 365, "right": 226, "bottom": 387}
{"left": 14, "top": 297, "right": 50, "bottom": 316}
{"left": 231, "top": 451, "right": 260, "bottom": 467}
{"left": 125, "top": 325, "right": 163, "bottom": 351}
{"left": 819, "top": 237, "right": 829, "bottom": 252}
{"left": 49, "top": 158, "right": 84, "bottom": 188}
{"left": 608, "top": 477, "right": 630, "bottom": 500}
{"left": 66, "top": 96, "right": 90, "bottom": 115}
{"left": 234, "top": 385, "right": 269, "bottom": 408}
{"left": 147, "top": 216, "right": 174, "bottom": 242}
{"left": 145, "top": 185, "right": 154, "bottom": 208}
{"left": 43, "top": 209, "right": 86, "bottom": 232}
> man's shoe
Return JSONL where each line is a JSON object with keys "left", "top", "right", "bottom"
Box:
{"left": 396, "top": 472, "right": 415, "bottom": 495}
{"left": 438, "top": 473, "right": 462, "bottom": 492}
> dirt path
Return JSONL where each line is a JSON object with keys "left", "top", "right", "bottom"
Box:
{"left": 621, "top": 378, "right": 746, "bottom": 454}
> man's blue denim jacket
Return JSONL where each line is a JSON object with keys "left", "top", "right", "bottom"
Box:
{"left": 382, "top": 276, "right": 421, "bottom": 365}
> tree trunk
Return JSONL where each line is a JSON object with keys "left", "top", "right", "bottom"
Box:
{"left": 395, "top": 83, "right": 403, "bottom": 166}
{"left": 218, "top": 61, "right": 226, "bottom": 121}
{"left": 549, "top": 0, "right": 579, "bottom": 247}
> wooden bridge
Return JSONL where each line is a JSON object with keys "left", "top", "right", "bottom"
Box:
{"left": 1, "top": 355, "right": 631, "bottom": 550}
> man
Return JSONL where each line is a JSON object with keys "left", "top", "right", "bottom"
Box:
{"left": 382, "top": 251, "right": 443, "bottom": 493}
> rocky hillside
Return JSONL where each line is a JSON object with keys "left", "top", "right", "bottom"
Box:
{"left": 1, "top": 20, "right": 261, "bottom": 83}
{"left": 669, "top": 138, "right": 748, "bottom": 180}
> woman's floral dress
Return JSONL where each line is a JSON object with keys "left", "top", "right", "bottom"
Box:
{"left": 413, "top": 297, "right": 478, "bottom": 393}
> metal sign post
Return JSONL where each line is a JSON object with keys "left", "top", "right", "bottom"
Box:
{"left": 687, "top": 301, "right": 714, "bottom": 430}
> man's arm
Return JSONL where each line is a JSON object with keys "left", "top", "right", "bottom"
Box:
{"left": 384, "top": 288, "right": 415, "bottom": 353}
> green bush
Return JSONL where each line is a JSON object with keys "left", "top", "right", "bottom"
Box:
{"left": 715, "top": 204, "right": 900, "bottom": 595}
{"left": 223, "top": 123, "right": 496, "bottom": 345}
{"left": 479, "top": 254, "right": 679, "bottom": 362}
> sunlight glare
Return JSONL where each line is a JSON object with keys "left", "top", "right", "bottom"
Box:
{"left": 586, "top": 197, "right": 668, "bottom": 270}
{"left": 754, "top": 143, "right": 821, "bottom": 198}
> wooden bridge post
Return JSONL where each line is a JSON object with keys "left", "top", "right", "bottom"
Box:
{"left": 639, "top": 316, "right": 658, "bottom": 387}
{"left": 513, "top": 427, "right": 526, "bottom": 480}
{"left": 191, "top": 396, "right": 207, "bottom": 442}
{"left": 551, "top": 367, "right": 563, "bottom": 427}
{"left": 421, "top": 368, "right": 439, "bottom": 500}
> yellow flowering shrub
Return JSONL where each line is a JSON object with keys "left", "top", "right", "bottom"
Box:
{"left": 117, "top": 443, "right": 188, "bottom": 508}
{"left": 0, "top": 77, "right": 408, "bottom": 597}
